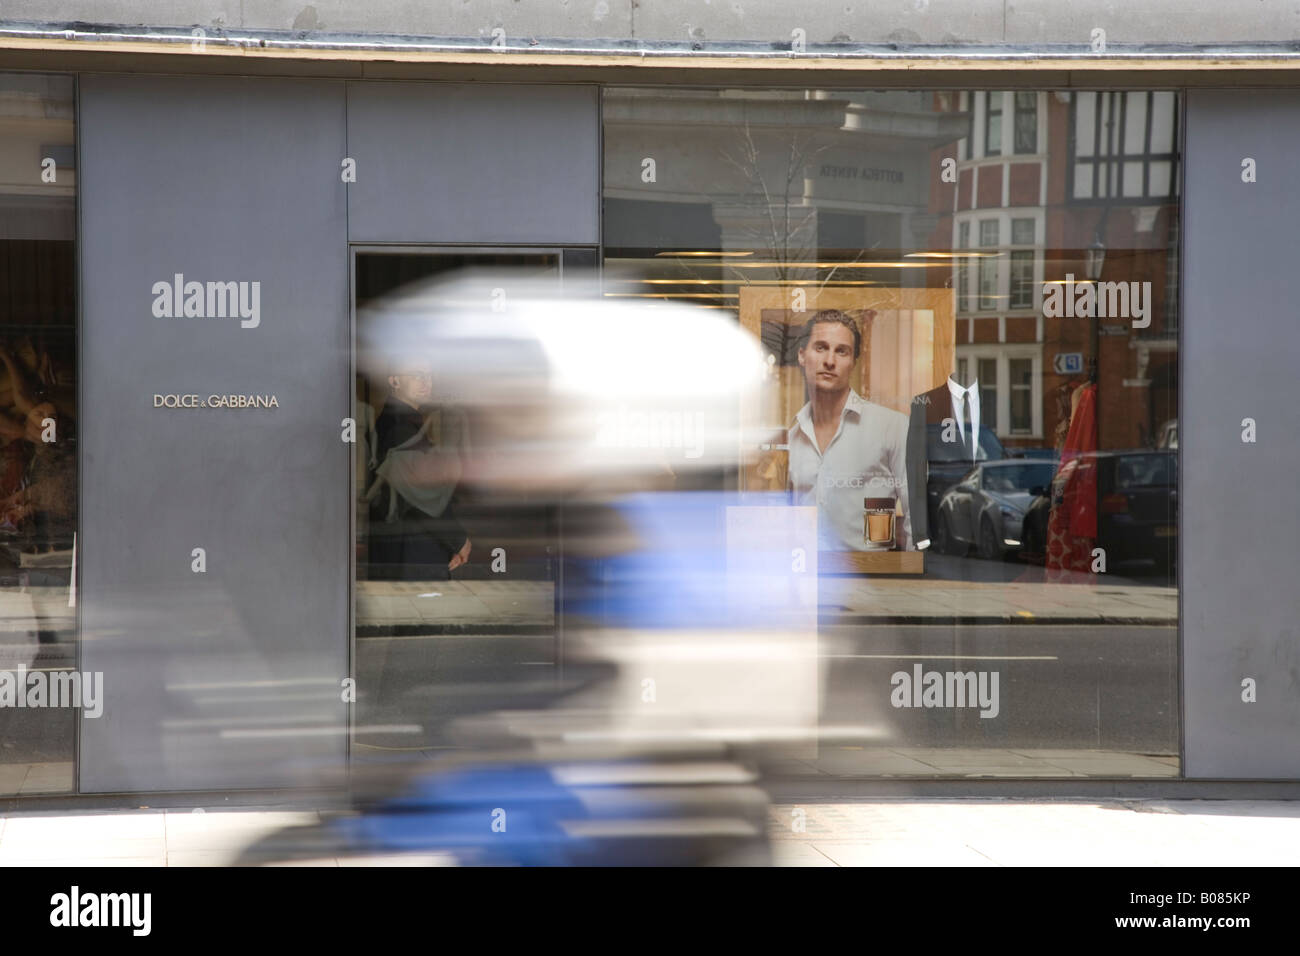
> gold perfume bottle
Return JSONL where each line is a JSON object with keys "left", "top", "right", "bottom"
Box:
{"left": 863, "top": 497, "right": 897, "bottom": 550}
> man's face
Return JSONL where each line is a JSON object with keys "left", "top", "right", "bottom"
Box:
{"left": 798, "top": 321, "right": 857, "bottom": 396}
{"left": 389, "top": 360, "right": 434, "bottom": 405}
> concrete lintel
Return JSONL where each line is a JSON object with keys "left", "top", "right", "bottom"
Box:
{"left": 5, "top": 22, "right": 1300, "bottom": 71}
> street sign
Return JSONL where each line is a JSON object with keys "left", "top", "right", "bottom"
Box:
{"left": 1053, "top": 352, "right": 1084, "bottom": 375}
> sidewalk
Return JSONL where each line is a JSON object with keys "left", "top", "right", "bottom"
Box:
{"left": 0, "top": 573, "right": 1176, "bottom": 652}
{"left": 0, "top": 799, "right": 1293, "bottom": 866}
{"left": 351, "top": 576, "right": 1175, "bottom": 634}
{"left": 766, "top": 799, "right": 1300, "bottom": 866}
{"left": 820, "top": 575, "right": 1177, "bottom": 625}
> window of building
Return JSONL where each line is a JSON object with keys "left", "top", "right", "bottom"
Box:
{"left": 959, "top": 91, "right": 970, "bottom": 160}
{"left": 1011, "top": 217, "right": 1036, "bottom": 246}
{"left": 956, "top": 220, "right": 972, "bottom": 312}
{"left": 978, "top": 357, "right": 999, "bottom": 430}
{"left": 1010, "top": 357, "right": 1034, "bottom": 433}
{"left": 984, "top": 92, "right": 1003, "bottom": 157}
{"left": 1070, "top": 91, "right": 1179, "bottom": 201}
{"left": 1010, "top": 251, "right": 1034, "bottom": 309}
{"left": 978, "top": 219, "right": 999, "bottom": 310}
{"left": 1014, "top": 92, "right": 1038, "bottom": 154}
{"left": 979, "top": 219, "right": 999, "bottom": 247}
{"left": 957, "top": 212, "right": 1042, "bottom": 315}
{"left": 956, "top": 347, "right": 1044, "bottom": 439}
{"left": 1009, "top": 217, "right": 1036, "bottom": 309}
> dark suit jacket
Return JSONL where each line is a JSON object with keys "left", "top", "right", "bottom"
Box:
{"left": 906, "top": 383, "right": 982, "bottom": 544}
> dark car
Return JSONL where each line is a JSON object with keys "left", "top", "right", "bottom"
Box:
{"left": 922, "top": 423, "right": 1006, "bottom": 542}
{"left": 1021, "top": 450, "right": 1177, "bottom": 573}
{"left": 933, "top": 459, "right": 1060, "bottom": 559}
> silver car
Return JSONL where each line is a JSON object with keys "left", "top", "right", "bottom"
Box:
{"left": 933, "top": 459, "right": 1059, "bottom": 560}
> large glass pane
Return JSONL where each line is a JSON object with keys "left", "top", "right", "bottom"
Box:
{"left": 0, "top": 74, "right": 77, "bottom": 795}
{"left": 352, "top": 251, "right": 561, "bottom": 764}
{"left": 602, "top": 87, "right": 1181, "bottom": 779}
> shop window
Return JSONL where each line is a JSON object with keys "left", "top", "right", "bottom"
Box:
{"left": 602, "top": 86, "right": 1181, "bottom": 780}
{"left": 0, "top": 73, "right": 77, "bottom": 796}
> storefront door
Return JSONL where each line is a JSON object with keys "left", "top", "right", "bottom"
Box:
{"left": 349, "top": 247, "right": 593, "bottom": 766}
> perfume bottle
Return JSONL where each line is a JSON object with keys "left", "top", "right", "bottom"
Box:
{"left": 863, "top": 496, "right": 897, "bottom": 550}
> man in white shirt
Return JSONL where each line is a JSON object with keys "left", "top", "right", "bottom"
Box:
{"left": 786, "top": 310, "right": 913, "bottom": 551}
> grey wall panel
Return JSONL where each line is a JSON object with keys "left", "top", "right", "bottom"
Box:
{"left": 79, "top": 75, "right": 350, "bottom": 791}
{"left": 346, "top": 82, "right": 598, "bottom": 245}
{"left": 1183, "top": 91, "right": 1300, "bottom": 778}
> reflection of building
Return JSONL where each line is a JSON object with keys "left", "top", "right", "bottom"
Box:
{"left": 948, "top": 91, "right": 1051, "bottom": 444}
{"left": 605, "top": 87, "right": 1180, "bottom": 455}
{"left": 603, "top": 90, "right": 967, "bottom": 303}
{"left": 0, "top": 74, "right": 78, "bottom": 796}
{"left": 1064, "top": 92, "right": 1180, "bottom": 451}
{"left": 937, "top": 91, "right": 1180, "bottom": 452}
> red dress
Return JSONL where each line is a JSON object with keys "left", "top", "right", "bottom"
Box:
{"left": 1046, "top": 383, "right": 1098, "bottom": 583}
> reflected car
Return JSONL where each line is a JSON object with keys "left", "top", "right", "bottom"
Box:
{"left": 1020, "top": 451, "right": 1178, "bottom": 572}
{"left": 933, "top": 459, "right": 1060, "bottom": 560}
{"left": 922, "top": 423, "right": 1006, "bottom": 541}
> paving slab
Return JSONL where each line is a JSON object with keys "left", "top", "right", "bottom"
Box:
{"left": 2, "top": 799, "right": 1297, "bottom": 866}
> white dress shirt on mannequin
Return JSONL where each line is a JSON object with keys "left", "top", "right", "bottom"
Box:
{"left": 947, "top": 376, "right": 981, "bottom": 458}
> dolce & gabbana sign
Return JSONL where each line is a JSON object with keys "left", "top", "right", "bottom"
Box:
{"left": 153, "top": 394, "right": 280, "bottom": 409}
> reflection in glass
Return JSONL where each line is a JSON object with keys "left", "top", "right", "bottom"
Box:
{"left": 352, "top": 252, "right": 561, "bottom": 765}
{"left": 0, "top": 74, "right": 77, "bottom": 795}
{"left": 603, "top": 87, "right": 1181, "bottom": 779}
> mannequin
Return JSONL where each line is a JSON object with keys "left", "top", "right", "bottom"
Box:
{"left": 906, "top": 367, "right": 983, "bottom": 549}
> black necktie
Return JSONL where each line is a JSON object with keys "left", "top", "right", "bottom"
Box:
{"left": 957, "top": 390, "right": 974, "bottom": 458}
